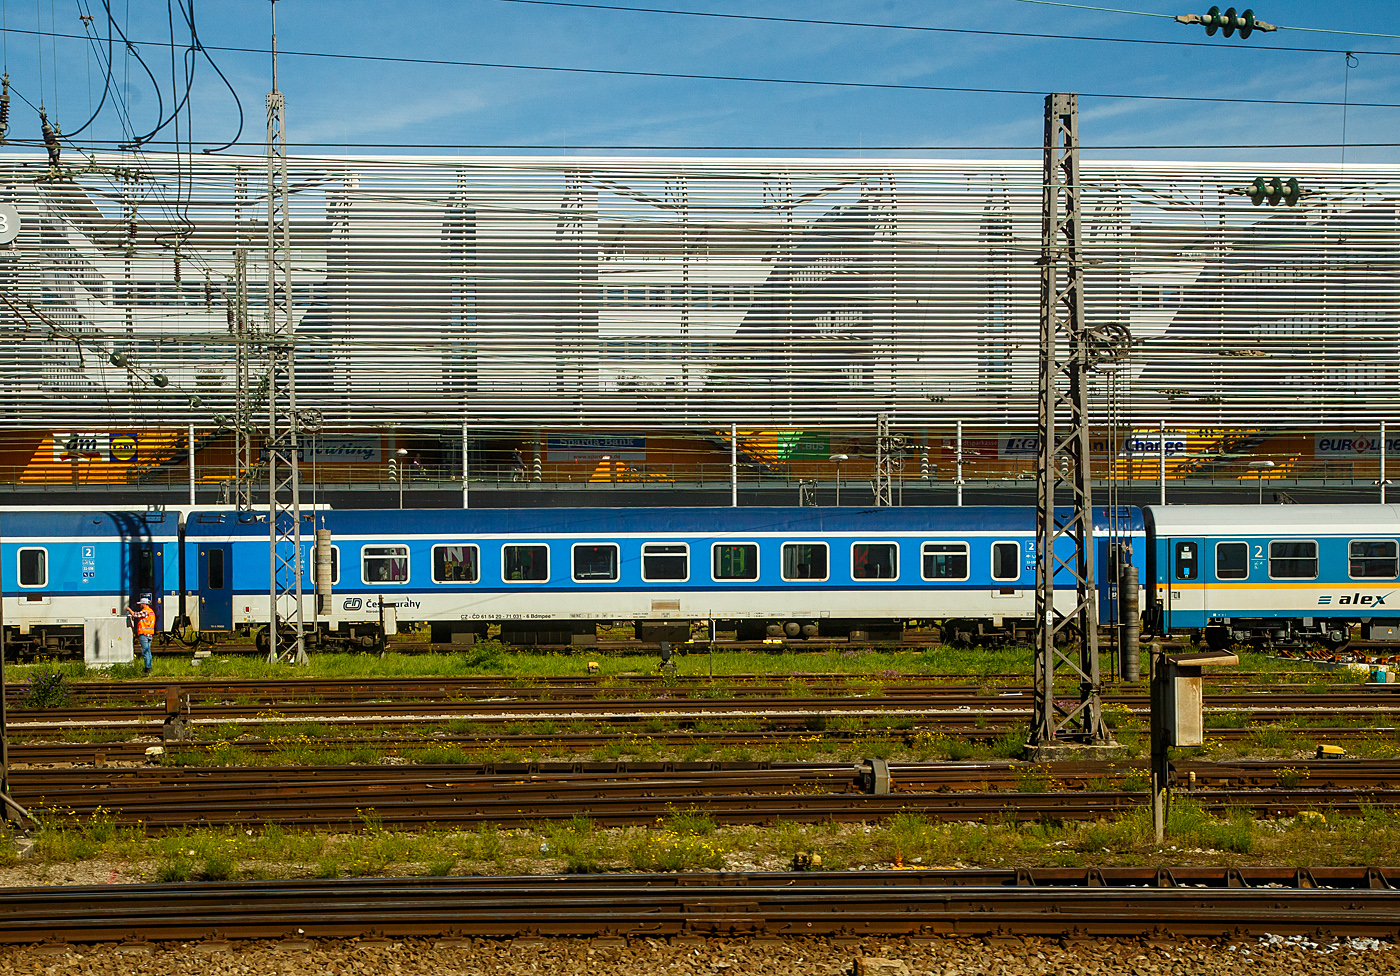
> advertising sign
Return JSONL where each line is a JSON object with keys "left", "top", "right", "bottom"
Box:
{"left": 109, "top": 433, "right": 138, "bottom": 463}
{"left": 1314, "top": 432, "right": 1400, "bottom": 458}
{"left": 311, "top": 438, "right": 381, "bottom": 463}
{"left": 941, "top": 432, "right": 1190, "bottom": 459}
{"left": 547, "top": 435, "right": 646, "bottom": 462}
{"left": 259, "top": 438, "right": 383, "bottom": 464}
{"left": 53, "top": 432, "right": 109, "bottom": 462}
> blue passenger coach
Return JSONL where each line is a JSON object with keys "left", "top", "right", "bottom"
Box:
{"left": 1146, "top": 504, "right": 1400, "bottom": 650}
{"left": 0, "top": 509, "right": 181, "bottom": 657}
{"left": 183, "top": 506, "right": 1144, "bottom": 648}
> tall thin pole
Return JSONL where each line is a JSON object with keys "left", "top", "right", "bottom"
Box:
{"left": 730, "top": 423, "right": 738, "bottom": 507}
{"left": 0, "top": 514, "right": 7, "bottom": 825}
{"left": 956, "top": 420, "right": 964, "bottom": 507}
{"left": 187, "top": 424, "right": 196, "bottom": 506}
{"left": 1382, "top": 421, "right": 1388, "bottom": 505}
{"left": 264, "top": 0, "right": 305, "bottom": 665}
{"left": 462, "top": 422, "right": 470, "bottom": 509}
{"left": 1029, "top": 93, "right": 1109, "bottom": 753}
{"left": 1158, "top": 419, "right": 1166, "bottom": 506}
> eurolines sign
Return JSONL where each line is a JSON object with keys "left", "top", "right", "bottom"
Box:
{"left": 1314, "top": 433, "right": 1400, "bottom": 458}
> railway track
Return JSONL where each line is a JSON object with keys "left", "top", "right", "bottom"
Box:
{"left": 5, "top": 868, "right": 1400, "bottom": 943}
{"left": 11, "top": 688, "right": 1400, "bottom": 733}
{"left": 15, "top": 760, "right": 1400, "bottom": 829}
{"left": 13, "top": 675, "right": 1395, "bottom": 705}
{"left": 9, "top": 722, "right": 1395, "bottom": 766}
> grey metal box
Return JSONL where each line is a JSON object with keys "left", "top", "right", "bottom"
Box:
{"left": 85, "top": 617, "right": 134, "bottom": 667}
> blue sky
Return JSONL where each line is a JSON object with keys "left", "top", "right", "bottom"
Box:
{"left": 9, "top": 0, "right": 1399, "bottom": 162}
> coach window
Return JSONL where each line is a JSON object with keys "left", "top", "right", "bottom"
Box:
{"left": 503, "top": 545, "right": 549, "bottom": 582}
{"left": 712, "top": 543, "right": 758, "bottom": 581}
{"left": 1349, "top": 540, "right": 1398, "bottom": 580}
{"left": 307, "top": 545, "right": 340, "bottom": 586}
{"left": 573, "top": 544, "right": 620, "bottom": 582}
{"left": 1269, "top": 540, "right": 1318, "bottom": 580}
{"left": 207, "top": 548, "right": 226, "bottom": 590}
{"left": 642, "top": 543, "right": 689, "bottom": 582}
{"left": 991, "top": 542, "right": 1020, "bottom": 582}
{"left": 781, "top": 542, "right": 829, "bottom": 581}
{"left": 362, "top": 545, "right": 409, "bottom": 584}
{"left": 1175, "top": 541, "right": 1198, "bottom": 580}
{"left": 1215, "top": 542, "right": 1248, "bottom": 580}
{"left": 17, "top": 547, "right": 47, "bottom": 588}
{"left": 852, "top": 543, "right": 898, "bottom": 580}
{"left": 922, "top": 542, "right": 969, "bottom": 581}
{"left": 432, "top": 544, "right": 479, "bottom": 583}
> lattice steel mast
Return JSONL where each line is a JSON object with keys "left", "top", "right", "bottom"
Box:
{"left": 1029, "top": 94, "right": 1111, "bottom": 752}
{"left": 264, "top": 0, "right": 306, "bottom": 664}
{"left": 873, "top": 413, "right": 893, "bottom": 506}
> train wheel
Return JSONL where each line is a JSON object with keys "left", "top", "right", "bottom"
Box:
{"left": 253, "top": 626, "right": 270, "bottom": 654}
{"left": 1203, "top": 627, "right": 1233, "bottom": 652}
{"left": 943, "top": 619, "right": 974, "bottom": 649}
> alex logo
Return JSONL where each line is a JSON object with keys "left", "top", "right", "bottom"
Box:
{"left": 1318, "top": 592, "right": 1391, "bottom": 606}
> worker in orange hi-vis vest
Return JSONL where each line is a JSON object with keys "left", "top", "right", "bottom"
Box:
{"left": 127, "top": 596, "right": 156, "bottom": 674}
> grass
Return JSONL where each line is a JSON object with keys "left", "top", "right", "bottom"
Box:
{"left": 24, "top": 793, "right": 1400, "bottom": 882}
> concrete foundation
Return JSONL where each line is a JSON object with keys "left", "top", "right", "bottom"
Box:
{"left": 1023, "top": 740, "right": 1130, "bottom": 763}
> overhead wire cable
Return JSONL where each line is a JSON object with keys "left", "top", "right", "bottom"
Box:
{"left": 1010, "top": 0, "right": 1400, "bottom": 40}
{"left": 28, "top": 138, "right": 1400, "bottom": 152}
{"left": 2, "top": 30, "right": 1395, "bottom": 110}
{"left": 60, "top": 0, "right": 115, "bottom": 137}
{"left": 485, "top": 0, "right": 1400, "bottom": 57}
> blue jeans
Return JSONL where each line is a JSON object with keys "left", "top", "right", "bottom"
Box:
{"left": 139, "top": 635, "right": 153, "bottom": 671}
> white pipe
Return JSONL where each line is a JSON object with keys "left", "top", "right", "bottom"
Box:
{"left": 955, "top": 420, "right": 964, "bottom": 507}
{"left": 1158, "top": 419, "right": 1166, "bottom": 506}
{"left": 462, "top": 421, "right": 469, "bottom": 509}
{"left": 187, "top": 422, "right": 196, "bottom": 506}
{"left": 730, "top": 423, "right": 738, "bottom": 507}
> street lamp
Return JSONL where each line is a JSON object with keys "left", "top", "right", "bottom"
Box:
{"left": 830, "top": 454, "right": 849, "bottom": 506}
{"left": 1248, "top": 460, "right": 1275, "bottom": 504}
{"left": 396, "top": 448, "right": 408, "bottom": 509}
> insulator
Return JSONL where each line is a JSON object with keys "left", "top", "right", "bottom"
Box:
{"left": 0, "top": 74, "right": 11, "bottom": 144}
{"left": 39, "top": 109, "right": 60, "bottom": 168}
{"left": 173, "top": 252, "right": 181, "bottom": 288}
{"left": 204, "top": 276, "right": 212, "bottom": 309}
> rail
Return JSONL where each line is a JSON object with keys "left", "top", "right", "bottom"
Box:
{"left": 4, "top": 868, "right": 1400, "bottom": 943}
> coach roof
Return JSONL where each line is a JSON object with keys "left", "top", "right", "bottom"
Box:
{"left": 1145, "top": 504, "right": 1400, "bottom": 538}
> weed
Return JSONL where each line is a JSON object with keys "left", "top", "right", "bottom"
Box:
{"left": 20, "top": 669, "right": 71, "bottom": 708}
{"left": 1251, "top": 725, "right": 1301, "bottom": 750}
{"left": 1275, "top": 766, "right": 1310, "bottom": 790}
{"left": 201, "top": 850, "right": 236, "bottom": 881}
{"left": 426, "top": 857, "right": 456, "bottom": 876}
{"left": 666, "top": 807, "right": 717, "bottom": 837}
{"left": 157, "top": 855, "right": 194, "bottom": 882}
{"left": 625, "top": 830, "right": 726, "bottom": 872}
{"left": 1016, "top": 765, "right": 1052, "bottom": 793}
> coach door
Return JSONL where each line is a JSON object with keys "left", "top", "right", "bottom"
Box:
{"left": 129, "top": 543, "right": 164, "bottom": 630}
{"left": 1167, "top": 538, "right": 1206, "bottom": 629}
{"left": 199, "top": 544, "right": 233, "bottom": 632}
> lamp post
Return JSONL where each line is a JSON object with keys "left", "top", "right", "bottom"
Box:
{"left": 830, "top": 454, "right": 848, "bottom": 506}
{"left": 1248, "top": 460, "right": 1275, "bottom": 504}
{"left": 396, "top": 448, "right": 408, "bottom": 509}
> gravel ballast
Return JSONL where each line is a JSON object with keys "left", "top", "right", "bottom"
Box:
{"left": 0, "top": 935, "right": 1396, "bottom": 975}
